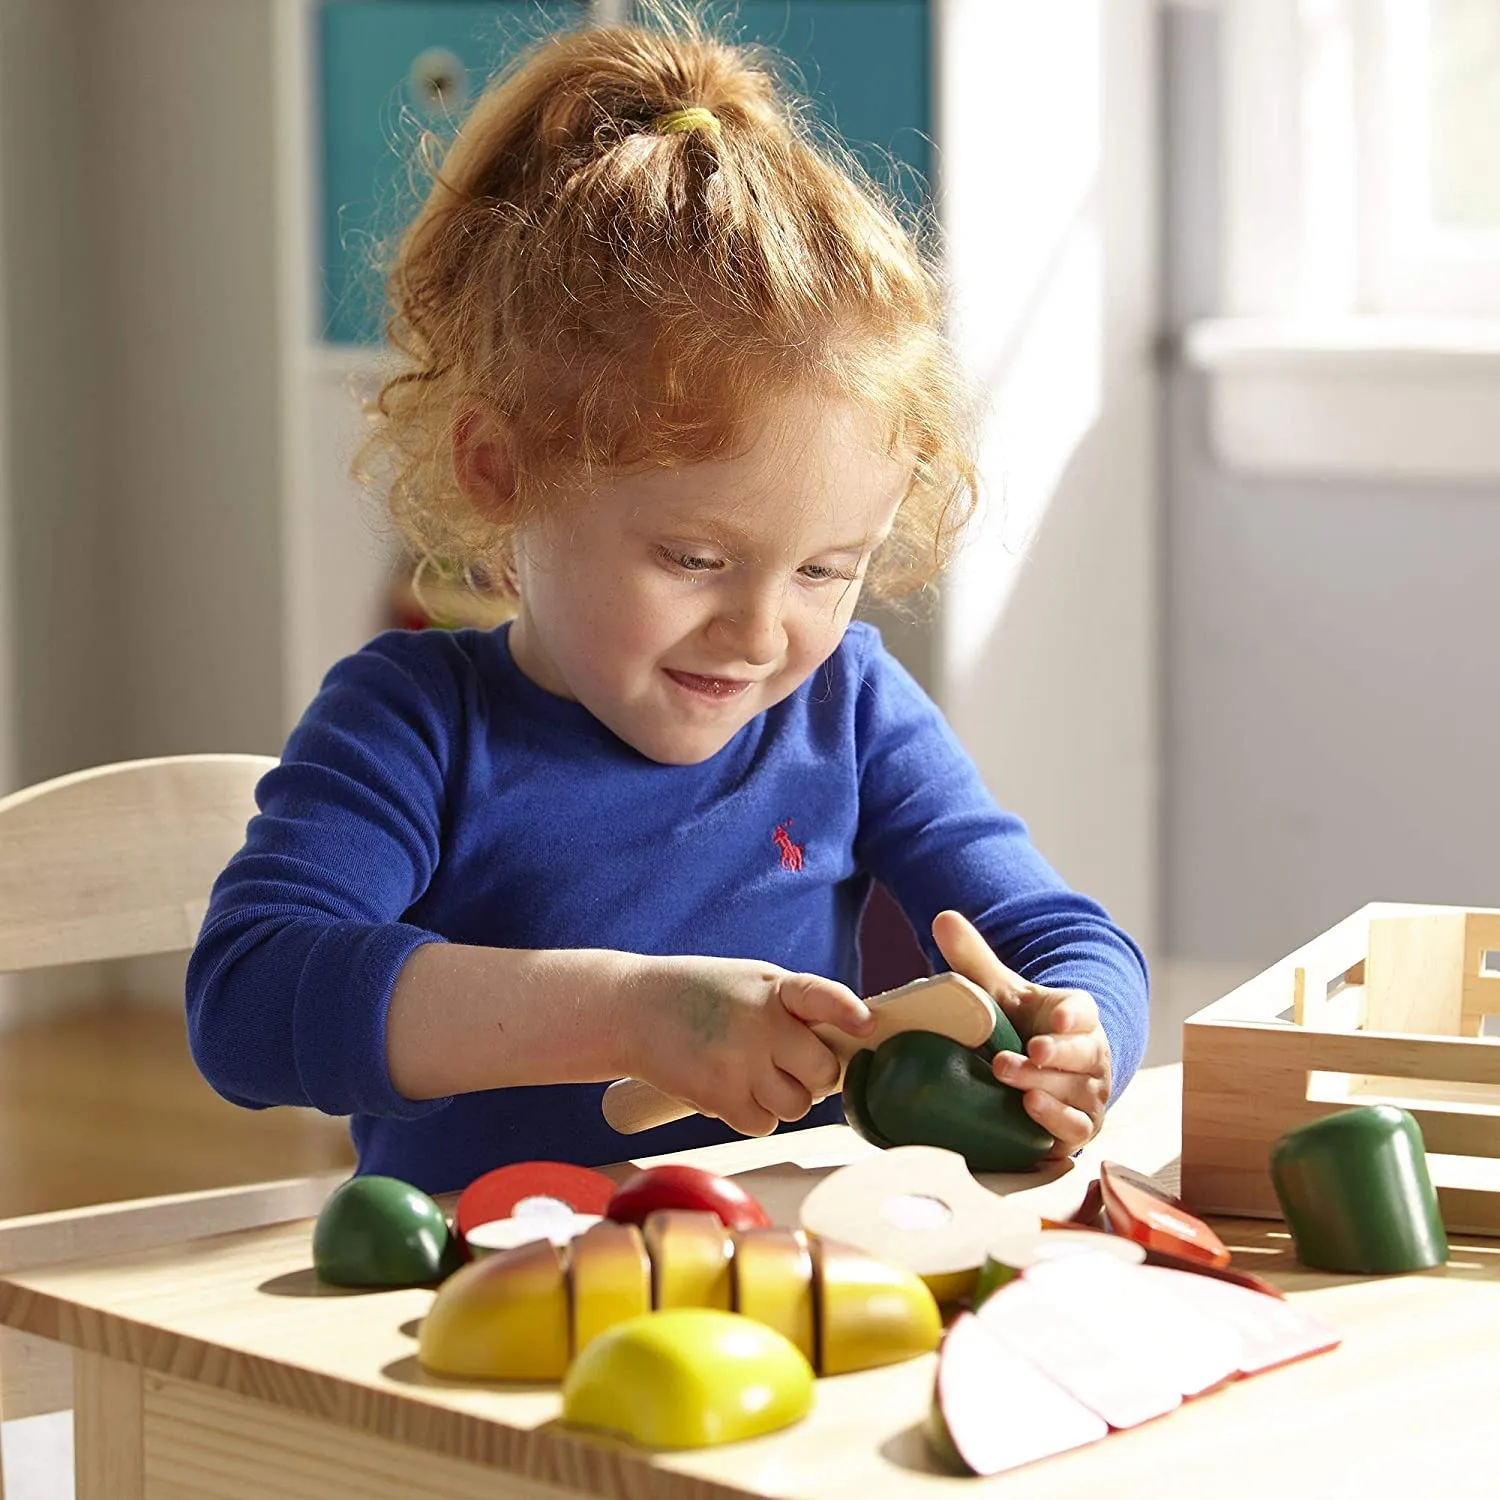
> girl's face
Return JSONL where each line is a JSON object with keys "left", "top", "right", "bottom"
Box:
{"left": 507, "top": 397, "right": 911, "bottom": 765}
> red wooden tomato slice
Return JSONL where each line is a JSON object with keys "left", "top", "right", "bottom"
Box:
{"left": 605, "top": 1164, "right": 772, "bottom": 1231}
{"left": 455, "top": 1161, "right": 617, "bottom": 1249}
{"left": 1099, "top": 1161, "right": 1232, "bottom": 1269}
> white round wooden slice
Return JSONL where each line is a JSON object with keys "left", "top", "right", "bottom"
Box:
{"left": 797, "top": 1146, "right": 1039, "bottom": 1279}
{"left": 987, "top": 1225, "right": 1147, "bottom": 1275}
{"left": 464, "top": 1211, "right": 601, "bottom": 1257}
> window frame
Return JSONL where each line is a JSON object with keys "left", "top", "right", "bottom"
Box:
{"left": 1358, "top": 0, "right": 1500, "bottom": 317}
{"left": 1188, "top": 0, "right": 1500, "bottom": 481}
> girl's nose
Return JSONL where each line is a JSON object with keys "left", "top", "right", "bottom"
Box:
{"left": 711, "top": 581, "right": 787, "bottom": 667}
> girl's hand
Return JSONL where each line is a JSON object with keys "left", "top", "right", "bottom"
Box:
{"left": 931, "top": 910, "right": 1112, "bottom": 1158}
{"left": 623, "top": 955, "right": 874, "bottom": 1138}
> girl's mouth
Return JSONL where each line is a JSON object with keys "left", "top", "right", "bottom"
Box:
{"left": 665, "top": 669, "right": 751, "bottom": 700}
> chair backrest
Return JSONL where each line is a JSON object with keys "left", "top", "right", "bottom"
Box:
{"left": 0, "top": 753, "right": 335, "bottom": 1499}
{"left": 0, "top": 754, "right": 274, "bottom": 974}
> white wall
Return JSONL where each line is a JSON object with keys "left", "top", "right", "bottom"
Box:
{"left": 0, "top": 8, "right": 15, "bottom": 803}
{"left": 0, "top": 0, "right": 289, "bottom": 785}
{"left": 1163, "top": 10, "right": 1500, "bottom": 975}
{"left": 0, "top": 0, "right": 18, "bottom": 1025}
{"left": 0, "top": 0, "right": 290, "bottom": 1022}
{"left": 95, "top": 0, "right": 287, "bottom": 762}
{"left": 938, "top": 2, "right": 1162, "bottom": 968}
{"left": 0, "top": 0, "right": 114, "bottom": 1023}
{"left": 0, "top": 0, "right": 114, "bottom": 790}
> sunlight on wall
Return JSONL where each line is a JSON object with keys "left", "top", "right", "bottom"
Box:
{"left": 945, "top": 222, "right": 1103, "bottom": 691}
{"left": 938, "top": 0, "right": 1105, "bottom": 696}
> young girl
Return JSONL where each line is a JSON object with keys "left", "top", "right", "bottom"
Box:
{"left": 187, "top": 12, "right": 1149, "bottom": 1196}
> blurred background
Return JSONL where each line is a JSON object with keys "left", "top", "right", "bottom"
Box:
{"left": 0, "top": 0, "right": 1497, "bottom": 1211}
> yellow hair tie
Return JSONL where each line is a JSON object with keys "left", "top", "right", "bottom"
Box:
{"left": 655, "top": 106, "right": 722, "bottom": 138}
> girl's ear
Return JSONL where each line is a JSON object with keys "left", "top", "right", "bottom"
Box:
{"left": 453, "top": 403, "right": 516, "bottom": 521}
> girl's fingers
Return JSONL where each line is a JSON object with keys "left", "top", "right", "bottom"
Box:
{"left": 921, "top": 927, "right": 1109, "bottom": 1156}
{"left": 722, "top": 1093, "right": 780, "bottom": 1138}
{"left": 1031, "top": 989, "right": 1101, "bottom": 1037}
{"left": 1022, "top": 1091, "right": 1098, "bottom": 1156}
{"left": 1023, "top": 1029, "right": 1108, "bottom": 1075}
{"left": 752, "top": 1068, "right": 814, "bottom": 1127}
{"left": 720, "top": 1104, "right": 780, "bottom": 1134}
{"left": 780, "top": 973, "right": 873, "bottom": 1037}
{"left": 992, "top": 1053, "right": 1106, "bottom": 1113}
{"left": 930, "top": 910, "right": 1028, "bottom": 1010}
{"left": 773, "top": 1026, "right": 844, "bottom": 1098}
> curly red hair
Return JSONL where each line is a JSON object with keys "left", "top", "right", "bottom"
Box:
{"left": 357, "top": 4, "right": 980, "bottom": 609}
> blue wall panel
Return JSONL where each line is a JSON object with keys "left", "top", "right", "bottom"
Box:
{"left": 318, "top": 1, "right": 929, "bottom": 344}
{"left": 318, "top": 1, "right": 584, "bottom": 344}
{"left": 731, "top": 1, "right": 930, "bottom": 220}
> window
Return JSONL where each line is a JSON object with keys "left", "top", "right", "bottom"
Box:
{"left": 1188, "top": 0, "right": 1500, "bottom": 480}
{"left": 1361, "top": 0, "right": 1500, "bottom": 314}
{"left": 1219, "top": 0, "right": 1500, "bottom": 317}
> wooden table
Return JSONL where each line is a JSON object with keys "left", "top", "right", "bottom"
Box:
{"left": 2, "top": 1064, "right": 1499, "bottom": 1499}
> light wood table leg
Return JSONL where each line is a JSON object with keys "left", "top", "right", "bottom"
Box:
{"left": 75, "top": 1351, "right": 143, "bottom": 1500}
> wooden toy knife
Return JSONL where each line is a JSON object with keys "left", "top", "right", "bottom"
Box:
{"left": 600, "top": 972, "right": 999, "bottom": 1135}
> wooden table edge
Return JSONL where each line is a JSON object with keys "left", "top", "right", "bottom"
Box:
{"left": 0, "top": 1271, "right": 776, "bottom": 1500}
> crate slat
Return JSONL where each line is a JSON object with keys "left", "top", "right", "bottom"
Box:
{"left": 1181, "top": 904, "right": 1500, "bottom": 1236}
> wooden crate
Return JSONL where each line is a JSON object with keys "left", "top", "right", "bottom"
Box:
{"left": 1181, "top": 902, "right": 1500, "bottom": 1235}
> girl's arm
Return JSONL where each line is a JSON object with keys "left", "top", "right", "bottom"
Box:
{"left": 849, "top": 633, "right": 1150, "bottom": 1102}
{"left": 383, "top": 942, "right": 871, "bottom": 1135}
{"left": 187, "top": 634, "right": 868, "bottom": 1132}
{"left": 382, "top": 942, "right": 642, "bottom": 1100}
{"left": 187, "top": 632, "right": 473, "bottom": 1121}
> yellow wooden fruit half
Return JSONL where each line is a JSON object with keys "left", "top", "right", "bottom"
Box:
{"left": 731, "top": 1228, "right": 815, "bottom": 1365}
{"left": 561, "top": 1309, "right": 814, "bottom": 1449}
{"left": 813, "top": 1235, "right": 943, "bottom": 1377}
{"left": 568, "top": 1220, "right": 651, "bottom": 1354}
{"left": 643, "top": 1209, "right": 732, "bottom": 1311}
{"left": 417, "top": 1236, "right": 568, "bottom": 1381}
{"left": 418, "top": 1207, "right": 940, "bottom": 1385}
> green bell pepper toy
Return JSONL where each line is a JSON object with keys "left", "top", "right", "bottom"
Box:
{"left": 842, "top": 1003, "right": 1054, "bottom": 1172}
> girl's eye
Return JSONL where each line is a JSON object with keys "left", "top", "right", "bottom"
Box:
{"left": 800, "top": 563, "right": 858, "bottom": 583}
{"left": 658, "top": 547, "right": 722, "bottom": 573}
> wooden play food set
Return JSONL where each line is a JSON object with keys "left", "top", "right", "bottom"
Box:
{"left": 418, "top": 1206, "right": 941, "bottom": 1385}
{"left": 411, "top": 1141, "right": 1339, "bottom": 1470}
{"left": 971, "top": 1226, "right": 1146, "bottom": 1304}
{"left": 1181, "top": 902, "right": 1500, "bottom": 1233}
{"left": 841, "top": 1020, "right": 1052, "bottom": 1170}
{"left": 465, "top": 1211, "right": 602, "bottom": 1255}
{"left": 797, "top": 1144, "right": 1040, "bottom": 1304}
{"left": 605, "top": 1163, "right": 773, "bottom": 1230}
{"left": 1098, "top": 1159, "right": 1231, "bottom": 1268}
{"left": 312, "top": 1175, "right": 457, "bottom": 1286}
{"left": 19, "top": 1066, "right": 1493, "bottom": 1498}
{"left": 308, "top": 1014, "right": 1382, "bottom": 1477}
{"left": 1270, "top": 1103, "right": 1448, "bottom": 1272}
{"left": 560, "top": 1308, "right": 815, "bottom": 1449}
{"left": 600, "top": 972, "right": 1003, "bottom": 1134}
{"left": 455, "top": 1161, "right": 617, "bottom": 1256}
{"left": 929, "top": 1250, "right": 1341, "bottom": 1477}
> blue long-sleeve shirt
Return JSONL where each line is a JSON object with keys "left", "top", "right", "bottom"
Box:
{"left": 187, "top": 620, "right": 1149, "bottom": 1194}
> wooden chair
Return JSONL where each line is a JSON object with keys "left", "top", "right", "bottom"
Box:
{"left": 0, "top": 753, "right": 278, "bottom": 976}
{"left": 0, "top": 755, "right": 348, "bottom": 1497}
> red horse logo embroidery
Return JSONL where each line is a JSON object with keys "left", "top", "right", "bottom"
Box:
{"left": 773, "top": 821, "right": 805, "bottom": 872}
